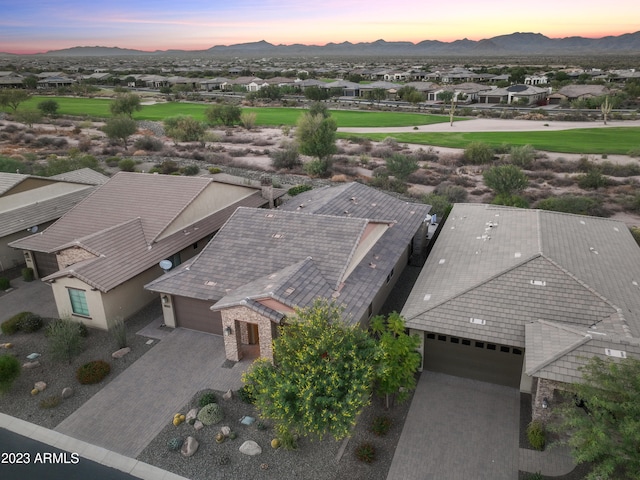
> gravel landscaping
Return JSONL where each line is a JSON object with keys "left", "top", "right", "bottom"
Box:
{"left": 0, "top": 302, "right": 162, "bottom": 430}
{"left": 138, "top": 386, "right": 414, "bottom": 480}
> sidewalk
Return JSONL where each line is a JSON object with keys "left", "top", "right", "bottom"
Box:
{"left": 519, "top": 444, "right": 576, "bottom": 476}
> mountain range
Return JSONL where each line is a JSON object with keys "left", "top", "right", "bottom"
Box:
{"left": 7, "top": 32, "right": 640, "bottom": 56}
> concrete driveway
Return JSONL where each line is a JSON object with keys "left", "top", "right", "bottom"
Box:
{"left": 54, "top": 328, "right": 248, "bottom": 458}
{"left": 387, "top": 372, "right": 520, "bottom": 480}
{"left": 0, "top": 277, "right": 58, "bottom": 322}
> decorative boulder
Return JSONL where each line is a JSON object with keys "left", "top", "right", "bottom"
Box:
{"left": 112, "top": 347, "right": 131, "bottom": 359}
{"left": 239, "top": 440, "right": 262, "bottom": 456}
{"left": 220, "top": 426, "right": 231, "bottom": 437}
{"left": 34, "top": 381, "right": 47, "bottom": 392}
{"left": 22, "top": 361, "right": 40, "bottom": 369}
{"left": 194, "top": 420, "right": 204, "bottom": 431}
{"left": 181, "top": 436, "right": 199, "bottom": 457}
{"left": 240, "top": 415, "right": 255, "bottom": 426}
{"left": 61, "top": 387, "right": 74, "bottom": 399}
{"left": 27, "top": 353, "right": 41, "bottom": 360}
{"left": 223, "top": 389, "right": 233, "bottom": 401}
{"left": 185, "top": 408, "right": 198, "bottom": 424}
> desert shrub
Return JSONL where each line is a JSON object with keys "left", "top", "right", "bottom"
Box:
{"left": 627, "top": 147, "right": 640, "bottom": 157}
{"left": 76, "top": 360, "right": 111, "bottom": 384}
{"left": 355, "top": 442, "right": 376, "bottom": 463}
{"left": 110, "top": 317, "right": 127, "bottom": 349}
{"left": 153, "top": 160, "right": 179, "bottom": 175}
{"left": 631, "top": 227, "right": 640, "bottom": 247}
{"left": 167, "top": 437, "right": 183, "bottom": 451}
{"left": 118, "top": 158, "right": 136, "bottom": 172}
{"left": 105, "top": 156, "right": 120, "bottom": 167}
{"left": 536, "top": 195, "right": 608, "bottom": 217}
{"left": 39, "top": 395, "right": 62, "bottom": 409}
{"left": 525, "top": 473, "right": 544, "bottom": 480}
{"left": 20, "top": 267, "right": 34, "bottom": 282}
{"left": 198, "top": 392, "right": 217, "bottom": 407}
{"left": 369, "top": 175, "right": 408, "bottom": 194}
{"left": 304, "top": 159, "right": 331, "bottom": 177}
{"left": 599, "top": 161, "right": 640, "bottom": 177}
{"left": 491, "top": 194, "right": 529, "bottom": 208}
{"left": 52, "top": 137, "right": 68, "bottom": 148}
{"left": 370, "top": 146, "right": 393, "bottom": 158}
{"left": 240, "top": 111, "right": 257, "bottom": 130}
{"left": 509, "top": 144, "right": 536, "bottom": 168}
{"left": 0, "top": 315, "right": 22, "bottom": 335}
{"left": 527, "top": 420, "right": 546, "bottom": 450}
{"left": 577, "top": 170, "right": 609, "bottom": 190}
{"left": 180, "top": 164, "right": 200, "bottom": 176}
{"left": 237, "top": 384, "right": 255, "bottom": 404}
{"left": 0, "top": 355, "right": 21, "bottom": 393}
{"left": 208, "top": 167, "right": 222, "bottom": 174}
{"left": 0, "top": 277, "right": 11, "bottom": 290}
{"left": 371, "top": 415, "right": 392, "bottom": 436}
{"left": 288, "top": 184, "right": 313, "bottom": 196}
{"left": 133, "top": 135, "right": 164, "bottom": 152}
{"left": 47, "top": 319, "right": 85, "bottom": 363}
{"left": 422, "top": 193, "right": 452, "bottom": 219}
{"left": 412, "top": 147, "right": 439, "bottom": 162}
{"left": 197, "top": 402, "right": 224, "bottom": 425}
{"left": 434, "top": 183, "right": 468, "bottom": 203}
{"left": 463, "top": 142, "right": 494, "bottom": 165}
{"left": 19, "top": 313, "right": 43, "bottom": 333}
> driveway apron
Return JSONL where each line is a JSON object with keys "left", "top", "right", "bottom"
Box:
{"left": 54, "top": 328, "right": 246, "bottom": 458}
{"left": 387, "top": 371, "right": 520, "bottom": 480}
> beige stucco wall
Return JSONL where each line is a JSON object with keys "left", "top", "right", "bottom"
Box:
{"left": 158, "top": 182, "right": 257, "bottom": 240}
{"left": 51, "top": 276, "right": 108, "bottom": 328}
{"left": 1, "top": 220, "right": 56, "bottom": 273}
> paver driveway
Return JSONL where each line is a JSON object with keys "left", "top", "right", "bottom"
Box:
{"left": 387, "top": 371, "right": 520, "bottom": 480}
{"left": 55, "top": 328, "right": 247, "bottom": 458}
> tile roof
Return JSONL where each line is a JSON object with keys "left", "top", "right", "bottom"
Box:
{"left": 403, "top": 203, "right": 640, "bottom": 380}
{"left": 147, "top": 182, "right": 431, "bottom": 324}
{"left": 49, "top": 168, "right": 109, "bottom": 185}
{"left": 9, "top": 172, "right": 273, "bottom": 292}
{"left": 0, "top": 173, "right": 30, "bottom": 196}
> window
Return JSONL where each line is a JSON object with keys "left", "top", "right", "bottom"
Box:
{"left": 512, "top": 348, "right": 523, "bottom": 355}
{"left": 462, "top": 339, "right": 471, "bottom": 346}
{"left": 500, "top": 346, "right": 510, "bottom": 353}
{"left": 438, "top": 335, "right": 447, "bottom": 342}
{"left": 386, "top": 268, "right": 395, "bottom": 284}
{"left": 450, "top": 337, "right": 460, "bottom": 344}
{"left": 426, "top": 333, "right": 436, "bottom": 340}
{"left": 487, "top": 344, "right": 497, "bottom": 351}
{"left": 475, "top": 341, "right": 485, "bottom": 349}
{"left": 68, "top": 288, "right": 89, "bottom": 317}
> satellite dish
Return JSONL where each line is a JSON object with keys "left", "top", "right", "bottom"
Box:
{"left": 27, "top": 226, "right": 38, "bottom": 233}
{"left": 159, "top": 260, "right": 173, "bottom": 271}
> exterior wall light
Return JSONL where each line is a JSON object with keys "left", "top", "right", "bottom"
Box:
{"left": 224, "top": 326, "right": 233, "bottom": 336}
{"left": 542, "top": 397, "right": 549, "bottom": 409}
{"left": 161, "top": 295, "right": 169, "bottom": 305}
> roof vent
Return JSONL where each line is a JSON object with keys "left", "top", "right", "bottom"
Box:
{"left": 605, "top": 348, "right": 627, "bottom": 358}
{"left": 470, "top": 318, "right": 486, "bottom": 325}
{"left": 614, "top": 227, "right": 619, "bottom": 232}
{"left": 530, "top": 280, "right": 546, "bottom": 286}
{"left": 589, "top": 247, "right": 599, "bottom": 255}
{"left": 265, "top": 213, "right": 275, "bottom": 218}
{"left": 580, "top": 220, "right": 586, "bottom": 225}
{"left": 284, "top": 287, "right": 295, "bottom": 296}
{"left": 438, "top": 259, "right": 446, "bottom": 265}
{"left": 204, "top": 281, "right": 217, "bottom": 286}
{"left": 272, "top": 233, "right": 285, "bottom": 239}
{"left": 515, "top": 252, "right": 522, "bottom": 258}
{"left": 423, "top": 294, "right": 431, "bottom": 301}
{"left": 369, "top": 262, "right": 377, "bottom": 269}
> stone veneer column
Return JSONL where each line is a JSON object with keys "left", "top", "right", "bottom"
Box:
{"left": 221, "top": 312, "right": 241, "bottom": 362}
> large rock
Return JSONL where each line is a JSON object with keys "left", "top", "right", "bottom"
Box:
{"left": 220, "top": 426, "right": 231, "bottom": 437}
{"left": 239, "top": 440, "right": 262, "bottom": 456}
{"left": 22, "top": 361, "right": 40, "bottom": 369}
{"left": 34, "top": 381, "right": 47, "bottom": 392}
{"left": 181, "top": 436, "right": 199, "bottom": 457}
{"left": 186, "top": 408, "right": 198, "bottom": 424}
{"left": 112, "top": 347, "right": 131, "bottom": 359}
{"left": 61, "top": 387, "right": 74, "bottom": 399}
{"left": 223, "top": 389, "right": 233, "bottom": 401}
{"left": 194, "top": 420, "right": 204, "bottom": 431}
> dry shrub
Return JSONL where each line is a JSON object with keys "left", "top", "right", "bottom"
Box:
{"left": 331, "top": 174, "right": 348, "bottom": 182}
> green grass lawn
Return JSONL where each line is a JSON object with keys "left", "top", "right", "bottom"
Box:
{"left": 339, "top": 128, "right": 640, "bottom": 155}
{"left": 17, "top": 96, "right": 453, "bottom": 128}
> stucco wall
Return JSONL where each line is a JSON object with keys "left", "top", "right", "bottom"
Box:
{"left": 1, "top": 220, "right": 55, "bottom": 273}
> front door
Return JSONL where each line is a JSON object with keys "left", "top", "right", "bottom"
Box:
{"left": 247, "top": 323, "right": 259, "bottom": 345}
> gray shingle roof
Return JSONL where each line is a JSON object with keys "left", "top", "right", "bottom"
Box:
{"left": 403, "top": 203, "right": 640, "bottom": 380}
{"left": 0, "top": 173, "right": 30, "bottom": 196}
{"left": 147, "top": 183, "right": 431, "bottom": 324}
{"left": 49, "top": 168, "right": 109, "bottom": 185}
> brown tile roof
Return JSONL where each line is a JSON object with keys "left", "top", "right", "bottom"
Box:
{"left": 49, "top": 168, "right": 109, "bottom": 185}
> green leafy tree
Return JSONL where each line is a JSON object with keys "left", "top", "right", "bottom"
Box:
{"left": 370, "top": 312, "right": 421, "bottom": 409}
{"left": 308, "top": 102, "right": 329, "bottom": 118}
{"left": 164, "top": 115, "right": 206, "bottom": 143}
{"left": 555, "top": 356, "right": 640, "bottom": 480}
{"left": 0, "top": 90, "right": 31, "bottom": 112}
{"left": 0, "top": 354, "right": 21, "bottom": 394}
{"left": 102, "top": 116, "right": 137, "bottom": 147}
{"left": 296, "top": 110, "right": 337, "bottom": 176}
{"left": 483, "top": 164, "right": 529, "bottom": 197}
{"left": 385, "top": 153, "right": 419, "bottom": 182}
{"left": 22, "top": 76, "right": 38, "bottom": 89}
{"left": 242, "top": 299, "right": 379, "bottom": 447}
{"left": 303, "top": 86, "right": 330, "bottom": 102}
{"left": 14, "top": 109, "right": 42, "bottom": 127}
{"left": 366, "top": 88, "right": 387, "bottom": 103}
{"left": 109, "top": 93, "right": 141, "bottom": 118}
{"left": 37, "top": 99, "right": 59, "bottom": 116}
{"left": 204, "top": 104, "right": 242, "bottom": 126}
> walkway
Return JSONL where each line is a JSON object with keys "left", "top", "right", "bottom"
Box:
{"left": 0, "top": 277, "right": 58, "bottom": 322}
{"left": 519, "top": 444, "right": 576, "bottom": 476}
{"left": 387, "top": 372, "right": 520, "bottom": 480}
{"left": 54, "top": 328, "right": 249, "bottom": 458}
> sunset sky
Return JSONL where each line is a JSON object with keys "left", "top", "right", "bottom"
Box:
{"left": 1, "top": 0, "right": 638, "bottom": 54}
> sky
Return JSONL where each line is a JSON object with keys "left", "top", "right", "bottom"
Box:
{"left": 1, "top": 0, "right": 638, "bottom": 54}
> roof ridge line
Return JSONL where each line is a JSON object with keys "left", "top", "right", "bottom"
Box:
{"left": 526, "top": 322, "right": 592, "bottom": 376}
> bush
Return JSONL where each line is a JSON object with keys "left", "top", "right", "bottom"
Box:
{"left": 21, "top": 267, "right": 34, "bottom": 282}
{"left": 509, "top": 144, "right": 536, "bottom": 168}
{"left": 304, "top": 159, "right": 331, "bottom": 177}
{"left": 117, "top": 158, "right": 136, "bottom": 172}
{"left": 371, "top": 415, "right": 392, "bottom": 436}
{"left": 110, "top": 317, "right": 127, "bottom": 349}
{"left": 19, "top": 313, "right": 43, "bottom": 333}
{"left": 287, "top": 184, "right": 313, "bottom": 196}
{"left": 181, "top": 165, "right": 200, "bottom": 176}
{"left": 631, "top": 227, "right": 640, "bottom": 248}
{"left": 47, "top": 319, "right": 85, "bottom": 363}
{"left": 77, "top": 360, "right": 111, "bottom": 384}
{"left": 39, "top": 395, "right": 62, "bottom": 409}
{"left": 0, "top": 277, "right": 10, "bottom": 290}
{"left": 197, "top": 402, "right": 224, "bottom": 425}
{"left": 0, "top": 354, "right": 21, "bottom": 393}
{"left": 133, "top": 135, "right": 164, "bottom": 152}
{"left": 355, "top": 442, "right": 376, "bottom": 463}
{"left": 463, "top": 142, "right": 494, "bottom": 165}
{"left": 492, "top": 194, "right": 529, "bottom": 208}
{"left": 527, "top": 420, "right": 546, "bottom": 450}
{"left": 105, "top": 156, "right": 120, "bottom": 167}
{"left": 577, "top": 170, "right": 609, "bottom": 190}
{"left": 198, "top": 392, "right": 217, "bottom": 407}
{"left": 208, "top": 167, "right": 222, "bottom": 174}
{"left": 1, "top": 314, "right": 23, "bottom": 335}
{"left": 153, "top": 160, "right": 179, "bottom": 175}
{"left": 270, "top": 141, "right": 301, "bottom": 170}
{"left": 536, "top": 195, "right": 608, "bottom": 217}
{"left": 434, "top": 183, "right": 468, "bottom": 203}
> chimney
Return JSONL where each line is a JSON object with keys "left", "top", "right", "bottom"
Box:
{"left": 260, "top": 175, "right": 274, "bottom": 209}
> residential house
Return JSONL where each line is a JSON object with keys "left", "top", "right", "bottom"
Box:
{"left": 0, "top": 74, "right": 25, "bottom": 89}
{"left": 359, "top": 81, "right": 402, "bottom": 99}
{"left": 37, "top": 76, "right": 75, "bottom": 89}
{"left": 477, "top": 84, "right": 549, "bottom": 105}
{"left": 0, "top": 169, "right": 107, "bottom": 274}
{"left": 9, "top": 172, "right": 283, "bottom": 330}
{"left": 402, "top": 204, "right": 640, "bottom": 420}
{"left": 145, "top": 182, "right": 431, "bottom": 363}
{"left": 322, "top": 80, "right": 360, "bottom": 97}
{"left": 548, "top": 84, "right": 610, "bottom": 105}
{"left": 200, "top": 77, "right": 231, "bottom": 91}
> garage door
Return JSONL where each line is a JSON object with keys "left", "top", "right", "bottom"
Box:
{"left": 33, "top": 251, "right": 59, "bottom": 277}
{"left": 173, "top": 297, "right": 222, "bottom": 335}
{"left": 423, "top": 332, "right": 523, "bottom": 388}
